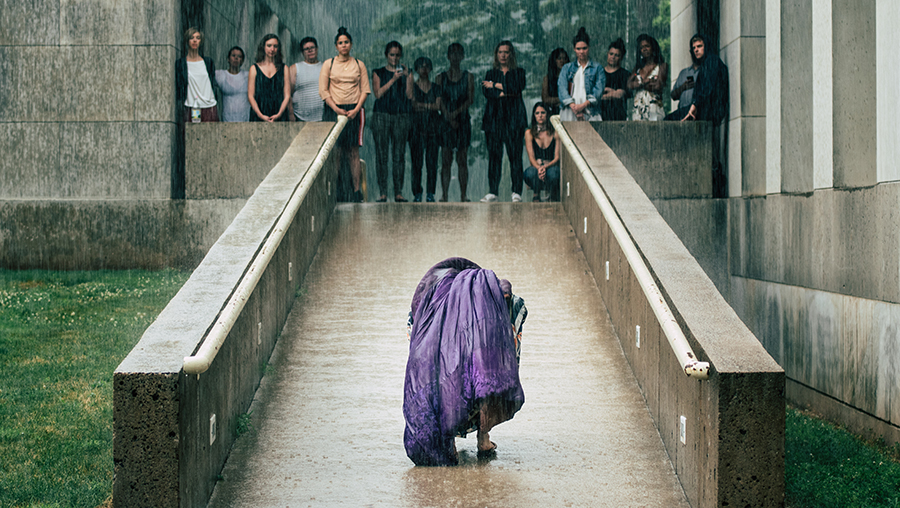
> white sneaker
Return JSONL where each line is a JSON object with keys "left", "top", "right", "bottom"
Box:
{"left": 511, "top": 192, "right": 522, "bottom": 203}
{"left": 480, "top": 193, "right": 498, "bottom": 203}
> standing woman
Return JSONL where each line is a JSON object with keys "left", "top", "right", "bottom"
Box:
{"left": 175, "top": 27, "right": 218, "bottom": 122}
{"left": 407, "top": 57, "right": 442, "bottom": 203}
{"left": 319, "top": 27, "right": 371, "bottom": 203}
{"left": 600, "top": 38, "right": 630, "bottom": 121}
{"left": 370, "top": 41, "right": 412, "bottom": 202}
{"left": 436, "top": 42, "right": 474, "bottom": 202}
{"left": 480, "top": 40, "right": 527, "bottom": 203}
{"left": 523, "top": 103, "right": 560, "bottom": 202}
{"left": 290, "top": 37, "right": 325, "bottom": 121}
{"left": 627, "top": 34, "right": 668, "bottom": 121}
{"left": 557, "top": 27, "right": 605, "bottom": 122}
{"left": 215, "top": 46, "right": 250, "bottom": 122}
{"left": 248, "top": 34, "right": 292, "bottom": 122}
{"left": 541, "top": 48, "right": 569, "bottom": 116}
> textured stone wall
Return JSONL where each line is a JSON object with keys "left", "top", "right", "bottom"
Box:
{"left": 0, "top": 0, "right": 178, "bottom": 199}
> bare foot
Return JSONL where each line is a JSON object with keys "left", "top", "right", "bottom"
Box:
{"left": 477, "top": 431, "right": 496, "bottom": 452}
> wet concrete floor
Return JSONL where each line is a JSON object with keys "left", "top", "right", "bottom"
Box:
{"left": 207, "top": 203, "right": 689, "bottom": 507}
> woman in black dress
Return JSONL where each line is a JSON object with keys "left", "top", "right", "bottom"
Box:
{"left": 436, "top": 43, "right": 474, "bottom": 202}
{"left": 480, "top": 40, "right": 527, "bottom": 203}
{"left": 407, "top": 57, "right": 442, "bottom": 203}
{"left": 248, "top": 34, "right": 292, "bottom": 122}
{"left": 371, "top": 41, "right": 411, "bottom": 202}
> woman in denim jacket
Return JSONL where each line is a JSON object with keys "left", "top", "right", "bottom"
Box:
{"left": 557, "top": 27, "right": 605, "bottom": 121}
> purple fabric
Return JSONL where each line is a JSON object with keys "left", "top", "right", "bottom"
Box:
{"left": 403, "top": 258, "right": 525, "bottom": 466}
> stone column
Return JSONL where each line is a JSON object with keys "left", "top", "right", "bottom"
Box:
{"left": 832, "top": 0, "right": 876, "bottom": 188}
{"left": 720, "top": 0, "right": 766, "bottom": 197}
{"left": 875, "top": 0, "right": 900, "bottom": 183}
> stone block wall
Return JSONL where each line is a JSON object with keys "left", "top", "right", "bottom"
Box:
{"left": 0, "top": 0, "right": 178, "bottom": 199}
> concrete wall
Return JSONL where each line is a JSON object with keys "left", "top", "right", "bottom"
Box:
{"left": 0, "top": 199, "right": 245, "bottom": 270}
{"left": 561, "top": 122, "right": 784, "bottom": 508}
{"left": 592, "top": 122, "right": 713, "bottom": 199}
{"left": 0, "top": 0, "right": 178, "bottom": 200}
{"left": 185, "top": 123, "right": 307, "bottom": 199}
{"left": 113, "top": 123, "right": 339, "bottom": 508}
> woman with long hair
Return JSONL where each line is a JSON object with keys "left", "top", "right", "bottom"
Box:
{"left": 627, "top": 34, "right": 668, "bottom": 121}
{"left": 436, "top": 42, "right": 474, "bottom": 202}
{"left": 370, "top": 41, "right": 411, "bottom": 202}
{"left": 523, "top": 103, "right": 560, "bottom": 202}
{"left": 215, "top": 46, "right": 250, "bottom": 122}
{"left": 557, "top": 27, "right": 605, "bottom": 122}
{"left": 480, "top": 40, "right": 527, "bottom": 203}
{"left": 175, "top": 27, "right": 218, "bottom": 123}
{"left": 541, "top": 48, "right": 569, "bottom": 116}
{"left": 248, "top": 34, "right": 292, "bottom": 122}
{"left": 319, "top": 27, "right": 371, "bottom": 203}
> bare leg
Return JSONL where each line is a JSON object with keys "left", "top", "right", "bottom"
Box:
{"left": 477, "top": 396, "right": 505, "bottom": 453}
{"left": 440, "top": 147, "right": 453, "bottom": 201}
{"left": 457, "top": 147, "right": 468, "bottom": 201}
{"left": 349, "top": 146, "right": 361, "bottom": 192}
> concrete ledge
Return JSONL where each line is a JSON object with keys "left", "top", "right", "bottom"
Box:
{"left": 185, "top": 122, "right": 308, "bottom": 199}
{"left": 0, "top": 199, "right": 246, "bottom": 270}
{"left": 591, "top": 121, "right": 713, "bottom": 199}
{"left": 113, "top": 122, "right": 339, "bottom": 508}
{"left": 561, "top": 122, "right": 784, "bottom": 508}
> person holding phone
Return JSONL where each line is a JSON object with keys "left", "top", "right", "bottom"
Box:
{"left": 371, "top": 41, "right": 412, "bottom": 202}
{"left": 664, "top": 41, "right": 702, "bottom": 120}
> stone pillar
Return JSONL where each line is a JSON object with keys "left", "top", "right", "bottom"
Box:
{"left": 720, "top": 0, "right": 766, "bottom": 197}
{"left": 670, "top": 0, "right": 697, "bottom": 112}
{"left": 779, "top": 0, "right": 814, "bottom": 193}
{"left": 765, "top": 0, "right": 782, "bottom": 193}
{"left": 811, "top": 1, "right": 834, "bottom": 189}
{"left": 876, "top": 0, "right": 900, "bottom": 183}
{"left": 832, "top": 0, "right": 876, "bottom": 188}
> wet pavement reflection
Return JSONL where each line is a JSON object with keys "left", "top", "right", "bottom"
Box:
{"left": 207, "top": 203, "right": 689, "bottom": 507}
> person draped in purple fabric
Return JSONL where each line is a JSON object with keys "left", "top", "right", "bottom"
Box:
{"left": 403, "top": 257, "right": 526, "bottom": 466}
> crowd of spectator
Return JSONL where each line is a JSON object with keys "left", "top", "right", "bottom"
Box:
{"left": 178, "top": 26, "right": 727, "bottom": 203}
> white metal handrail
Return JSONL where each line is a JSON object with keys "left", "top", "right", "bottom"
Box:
{"left": 552, "top": 116, "right": 710, "bottom": 380}
{"left": 183, "top": 116, "right": 348, "bottom": 375}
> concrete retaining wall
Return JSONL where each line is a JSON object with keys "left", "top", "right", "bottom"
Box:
{"left": 592, "top": 122, "right": 714, "bottom": 199}
{"left": 561, "top": 122, "right": 784, "bottom": 508}
{"left": 185, "top": 123, "right": 307, "bottom": 199}
{"left": 112, "top": 122, "right": 339, "bottom": 508}
{"left": 0, "top": 199, "right": 245, "bottom": 270}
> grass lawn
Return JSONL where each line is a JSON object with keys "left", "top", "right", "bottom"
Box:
{"left": 2, "top": 270, "right": 900, "bottom": 507}
{"left": 786, "top": 407, "right": 900, "bottom": 508}
{"left": 0, "top": 269, "right": 188, "bottom": 508}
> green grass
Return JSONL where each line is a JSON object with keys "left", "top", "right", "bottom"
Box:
{"left": 0, "top": 269, "right": 188, "bottom": 508}
{"left": 787, "top": 407, "right": 900, "bottom": 508}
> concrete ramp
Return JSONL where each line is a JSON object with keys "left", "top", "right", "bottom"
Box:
{"left": 207, "top": 203, "right": 689, "bottom": 507}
